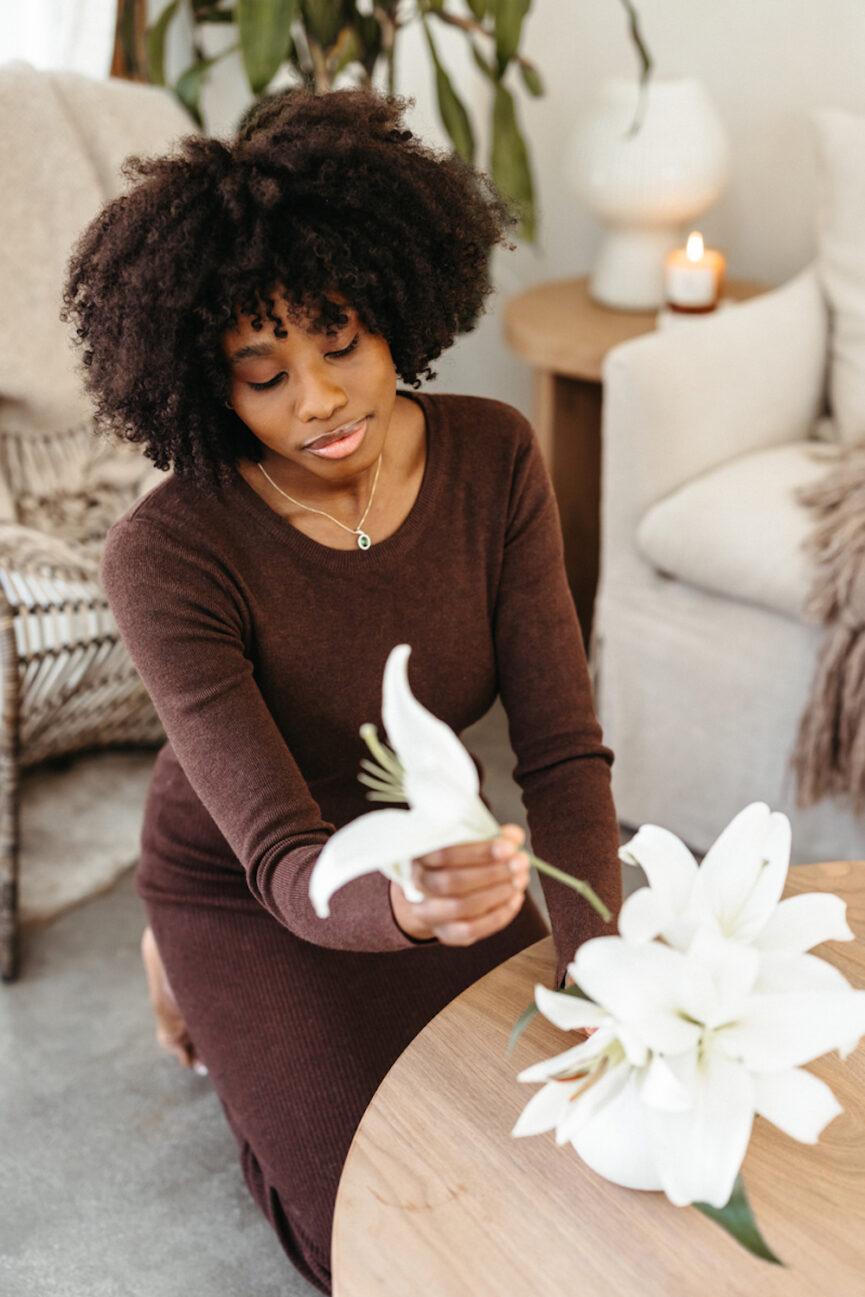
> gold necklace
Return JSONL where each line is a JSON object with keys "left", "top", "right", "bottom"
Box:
{"left": 257, "top": 454, "right": 383, "bottom": 551}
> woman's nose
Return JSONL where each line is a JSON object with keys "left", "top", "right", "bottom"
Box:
{"left": 294, "top": 363, "right": 347, "bottom": 423}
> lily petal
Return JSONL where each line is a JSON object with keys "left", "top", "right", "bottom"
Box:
{"left": 680, "top": 927, "right": 760, "bottom": 1029}
{"left": 720, "top": 989, "right": 865, "bottom": 1070}
{"left": 572, "top": 1070, "right": 663, "bottom": 1191}
{"left": 649, "top": 1051, "right": 755, "bottom": 1208}
{"left": 556, "top": 1058, "right": 631, "bottom": 1145}
{"left": 755, "top": 893, "right": 854, "bottom": 953}
{"left": 754, "top": 952, "right": 853, "bottom": 995}
{"left": 517, "top": 1033, "right": 614, "bottom": 1084}
{"left": 573, "top": 938, "right": 702, "bottom": 1055}
{"left": 309, "top": 807, "right": 456, "bottom": 916}
{"left": 696, "top": 803, "right": 791, "bottom": 942}
{"left": 753, "top": 1067, "right": 843, "bottom": 1143}
{"left": 618, "top": 886, "right": 670, "bottom": 944}
{"left": 638, "top": 1053, "right": 692, "bottom": 1113}
{"left": 534, "top": 984, "right": 611, "bottom": 1033}
{"left": 618, "top": 824, "right": 698, "bottom": 913}
{"left": 512, "top": 1081, "right": 573, "bottom": 1138}
{"left": 382, "top": 645, "right": 482, "bottom": 802}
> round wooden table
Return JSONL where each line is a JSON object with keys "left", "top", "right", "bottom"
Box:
{"left": 502, "top": 276, "right": 764, "bottom": 643}
{"left": 333, "top": 862, "right": 865, "bottom": 1296}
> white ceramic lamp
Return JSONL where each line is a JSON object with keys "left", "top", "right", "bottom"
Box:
{"left": 568, "top": 77, "right": 731, "bottom": 311}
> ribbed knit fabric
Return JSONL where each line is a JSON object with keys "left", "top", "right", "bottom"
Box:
{"left": 101, "top": 392, "right": 621, "bottom": 1293}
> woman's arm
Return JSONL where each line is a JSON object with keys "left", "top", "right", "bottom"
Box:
{"left": 102, "top": 510, "right": 415, "bottom": 953}
{"left": 493, "top": 423, "right": 623, "bottom": 986}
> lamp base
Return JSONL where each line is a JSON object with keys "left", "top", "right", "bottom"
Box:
{"left": 589, "top": 227, "right": 682, "bottom": 312}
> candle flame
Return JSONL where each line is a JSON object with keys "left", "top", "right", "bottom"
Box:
{"left": 686, "top": 231, "right": 705, "bottom": 261}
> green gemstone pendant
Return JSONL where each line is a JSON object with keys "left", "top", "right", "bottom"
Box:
{"left": 357, "top": 531, "right": 371, "bottom": 551}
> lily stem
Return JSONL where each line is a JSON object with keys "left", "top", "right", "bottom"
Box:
{"left": 526, "top": 853, "right": 612, "bottom": 923}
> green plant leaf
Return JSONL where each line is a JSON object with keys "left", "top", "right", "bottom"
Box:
{"left": 507, "top": 983, "right": 589, "bottom": 1054}
{"left": 490, "top": 80, "right": 535, "bottom": 240}
{"left": 174, "top": 52, "right": 223, "bottom": 126}
{"left": 423, "top": 21, "right": 475, "bottom": 165}
{"left": 519, "top": 59, "right": 543, "bottom": 97}
{"left": 471, "top": 42, "right": 495, "bottom": 82}
{"left": 490, "top": 0, "right": 531, "bottom": 76}
{"left": 695, "top": 1175, "right": 784, "bottom": 1266}
{"left": 237, "top": 0, "right": 298, "bottom": 94}
{"left": 300, "top": 0, "right": 344, "bottom": 51}
{"left": 146, "top": 0, "right": 180, "bottom": 86}
{"left": 465, "top": 0, "right": 487, "bottom": 20}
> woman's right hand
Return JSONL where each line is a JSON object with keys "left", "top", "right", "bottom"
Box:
{"left": 390, "top": 823, "right": 530, "bottom": 946}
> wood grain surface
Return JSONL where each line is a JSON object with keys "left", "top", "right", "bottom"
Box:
{"left": 333, "top": 862, "right": 865, "bottom": 1297}
{"left": 503, "top": 276, "right": 766, "bottom": 382}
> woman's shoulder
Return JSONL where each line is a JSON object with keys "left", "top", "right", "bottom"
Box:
{"left": 102, "top": 471, "right": 237, "bottom": 592}
{"left": 418, "top": 391, "right": 534, "bottom": 448}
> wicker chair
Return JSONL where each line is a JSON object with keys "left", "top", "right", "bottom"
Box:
{"left": 0, "top": 525, "right": 163, "bottom": 979}
{"left": 0, "top": 65, "right": 191, "bottom": 981}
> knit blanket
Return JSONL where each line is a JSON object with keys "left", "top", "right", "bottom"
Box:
{"left": 793, "top": 441, "right": 865, "bottom": 810}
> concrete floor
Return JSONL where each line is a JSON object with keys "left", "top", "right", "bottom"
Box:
{"left": 0, "top": 703, "right": 635, "bottom": 1297}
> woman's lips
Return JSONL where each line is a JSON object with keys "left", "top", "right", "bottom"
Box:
{"left": 303, "top": 418, "right": 368, "bottom": 459}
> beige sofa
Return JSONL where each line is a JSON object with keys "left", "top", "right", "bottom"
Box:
{"left": 594, "top": 109, "right": 865, "bottom": 864}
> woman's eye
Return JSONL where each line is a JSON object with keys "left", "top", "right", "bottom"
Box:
{"left": 248, "top": 373, "right": 285, "bottom": 391}
{"left": 327, "top": 334, "right": 360, "bottom": 359}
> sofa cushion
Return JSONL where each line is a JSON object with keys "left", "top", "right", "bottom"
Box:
{"left": 637, "top": 441, "right": 838, "bottom": 619}
{"left": 814, "top": 108, "right": 865, "bottom": 444}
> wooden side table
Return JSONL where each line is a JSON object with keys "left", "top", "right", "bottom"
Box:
{"left": 503, "top": 276, "right": 764, "bottom": 643}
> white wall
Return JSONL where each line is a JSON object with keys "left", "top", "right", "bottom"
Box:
{"left": 153, "top": 0, "right": 865, "bottom": 416}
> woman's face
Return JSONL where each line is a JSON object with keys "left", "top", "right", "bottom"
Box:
{"left": 221, "top": 295, "right": 398, "bottom": 486}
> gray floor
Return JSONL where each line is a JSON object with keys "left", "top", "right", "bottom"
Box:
{"left": 0, "top": 703, "right": 636, "bottom": 1297}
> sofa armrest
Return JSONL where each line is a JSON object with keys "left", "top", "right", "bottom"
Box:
{"left": 599, "top": 266, "right": 828, "bottom": 589}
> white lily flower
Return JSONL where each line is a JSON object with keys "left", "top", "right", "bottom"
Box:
{"left": 512, "top": 983, "right": 689, "bottom": 1191}
{"left": 309, "top": 644, "right": 499, "bottom": 917}
{"left": 310, "top": 643, "right": 611, "bottom": 923}
{"left": 572, "top": 929, "right": 865, "bottom": 1208}
{"left": 619, "top": 802, "right": 854, "bottom": 958}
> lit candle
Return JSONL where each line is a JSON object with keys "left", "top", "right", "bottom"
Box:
{"left": 664, "top": 232, "right": 726, "bottom": 312}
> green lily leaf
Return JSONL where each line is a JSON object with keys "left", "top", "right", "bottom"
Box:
{"left": 695, "top": 1175, "right": 784, "bottom": 1265}
{"left": 490, "top": 0, "right": 531, "bottom": 77}
{"left": 519, "top": 59, "right": 543, "bottom": 97}
{"left": 490, "top": 80, "right": 535, "bottom": 240}
{"left": 423, "top": 22, "right": 475, "bottom": 165}
{"left": 146, "top": 0, "right": 180, "bottom": 86}
{"left": 508, "top": 983, "right": 589, "bottom": 1054}
{"left": 466, "top": 0, "right": 487, "bottom": 19}
{"left": 174, "top": 52, "right": 225, "bottom": 126}
{"left": 237, "top": 0, "right": 298, "bottom": 94}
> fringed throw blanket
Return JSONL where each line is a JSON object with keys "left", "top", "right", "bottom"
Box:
{"left": 794, "top": 442, "right": 865, "bottom": 811}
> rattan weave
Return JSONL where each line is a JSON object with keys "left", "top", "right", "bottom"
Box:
{"left": 0, "top": 524, "right": 162, "bottom": 979}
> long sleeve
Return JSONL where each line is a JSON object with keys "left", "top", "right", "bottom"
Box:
{"left": 102, "top": 508, "right": 415, "bottom": 953}
{"left": 493, "top": 425, "right": 622, "bottom": 986}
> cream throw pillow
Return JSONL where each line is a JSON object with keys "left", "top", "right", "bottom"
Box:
{"left": 637, "top": 441, "right": 838, "bottom": 620}
{"left": 814, "top": 108, "right": 865, "bottom": 443}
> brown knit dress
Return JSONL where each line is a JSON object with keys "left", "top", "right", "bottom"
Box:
{"left": 101, "top": 392, "right": 622, "bottom": 1294}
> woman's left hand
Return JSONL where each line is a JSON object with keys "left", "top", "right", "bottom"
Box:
{"left": 390, "top": 823, "right": 530, "bottom": 946}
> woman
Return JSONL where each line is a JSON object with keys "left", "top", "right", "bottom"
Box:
{"left": 63, "top": 90, "right": 621, "bottom": 1294}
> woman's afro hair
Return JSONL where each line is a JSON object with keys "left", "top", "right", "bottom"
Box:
{"left": 62, "top": 89, "right": 514, "bottom": 483}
